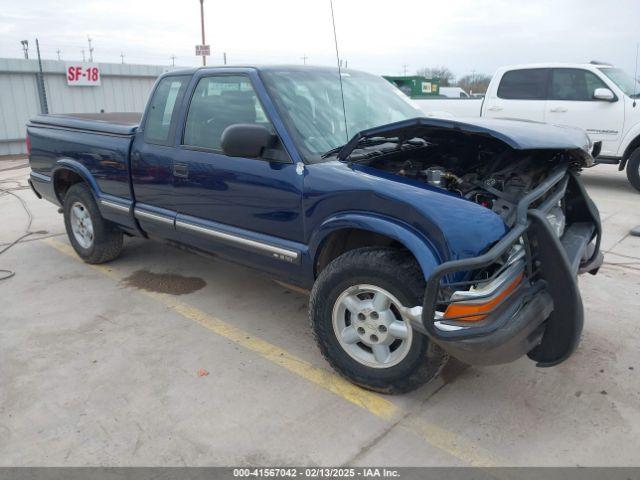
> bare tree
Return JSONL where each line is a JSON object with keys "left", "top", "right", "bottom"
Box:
{"left": 457, "top": 73, "right": 492, "bottom": 94}
{"left": 415, "top": 66, "right": 455, "bottom": 87}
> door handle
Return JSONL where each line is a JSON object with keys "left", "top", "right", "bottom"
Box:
{"left": 486, "top": 106, "right": 502, "bottom": 112}
{"left": 550, "top": 107, "right": 568, "bottom": 113}
{"left": 173, "top": 163, "right": 189, "bottom": 178}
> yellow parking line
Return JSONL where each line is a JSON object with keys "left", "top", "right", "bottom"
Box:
{"left": 43, "top": 238, "right": 399, "bottom": 421}
{"left": 42, "top": 237, "right": 502, "bottom": 467}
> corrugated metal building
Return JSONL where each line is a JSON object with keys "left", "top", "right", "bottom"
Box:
{"left": 0, "top": 58, "right": 170, "bottom": 155}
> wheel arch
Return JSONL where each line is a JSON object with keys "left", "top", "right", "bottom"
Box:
{"left": 52, "top": 159, "right": 100, "bottom": 205}
{"left": 309, "top": 213, "right": 440, "bottom": 281}
{"left": 618, "top": 128, "right": 640, "bottom": 171}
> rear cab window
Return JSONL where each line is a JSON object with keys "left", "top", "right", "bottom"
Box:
{"left": 497, "top": 68, "right": 549, "bottom": 100}
{"left": 144, "top": 75, "right": 191, "bottom": 145}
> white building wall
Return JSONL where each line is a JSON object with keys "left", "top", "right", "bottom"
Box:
{"left": 0, "top": 58, "right": 172, "bottom": 155}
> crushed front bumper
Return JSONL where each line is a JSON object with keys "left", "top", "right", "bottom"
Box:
{"left": 416, "top": 167, "right": 602, "bottom": 367}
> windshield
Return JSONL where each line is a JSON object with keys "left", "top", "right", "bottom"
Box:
{"left": 598, "top": 67, "right": 640, "bottom": 96}
{"left": 261, "top": 68, "right": 424, "bottom": 161}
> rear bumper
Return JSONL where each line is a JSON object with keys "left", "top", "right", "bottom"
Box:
{"left": 420, "top": 167, "right": 602, "bottom": 366}
{"left": 28, "top": 171, "right": 57, "bottom": 204}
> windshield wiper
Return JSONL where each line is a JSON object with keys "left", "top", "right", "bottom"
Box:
{"left": 321, "top": 145, "right": 344, "bottom": 159}
{"left": 321, "top": 136, "right": 400, "bottom": 159}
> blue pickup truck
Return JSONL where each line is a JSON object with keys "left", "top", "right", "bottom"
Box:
{"left": 27, "top": 65, "right": 603, "bottom": 393}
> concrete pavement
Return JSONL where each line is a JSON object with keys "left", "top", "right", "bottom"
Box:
{"left": 1, "top": 158, "right": 639, "bottom": 466}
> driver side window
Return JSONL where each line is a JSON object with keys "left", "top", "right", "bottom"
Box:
{"left": 550, "top": 69, "right": 608, "bottom": 101}
{"left": 183, "top": 75, "right": 272, "bottom": 151}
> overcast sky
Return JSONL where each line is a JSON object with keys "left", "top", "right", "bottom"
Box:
{"left": 1, "top": 0, "right": 638, "bottom": 79}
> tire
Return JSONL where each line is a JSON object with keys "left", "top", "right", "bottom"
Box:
{"left": 310, "top": 247, "right": 448, "bottom": 394}
{"left": 626, "top": 148, "right": 640, "bottom": 192}
{"left": 63, "top": 183, "right": 123, "bottom": 264}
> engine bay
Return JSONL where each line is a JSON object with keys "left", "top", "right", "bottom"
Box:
{"left": 362, "top": 135, "right": 578, "bottom": 228}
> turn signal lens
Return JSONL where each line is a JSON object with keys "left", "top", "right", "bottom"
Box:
{"left": 443, "top": 272, "right": 523, "bottom": 322}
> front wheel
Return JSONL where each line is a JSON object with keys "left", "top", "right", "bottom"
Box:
{"left": 309, "top": 247, "right": 448, "bottom": 394}
{"left": 626, "top": 148, "right": 640, "bottom": 192}
{"left": 63, "top": 183, "right": 123, "bottom": 264}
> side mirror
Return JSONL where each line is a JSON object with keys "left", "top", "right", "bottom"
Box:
{"left": 593, "top": 88, "right": 616, "bottom": 102}
{"left": 221, "top": 124, "right": 275, "bottom": 158}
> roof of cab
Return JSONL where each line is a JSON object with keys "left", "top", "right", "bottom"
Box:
{"left": 162, "top": 64, "right": 358, "bottom": 76}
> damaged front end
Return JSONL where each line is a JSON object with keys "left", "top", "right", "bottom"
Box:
{"left": 338, "top": 117, "right": 603, "bottom": 367}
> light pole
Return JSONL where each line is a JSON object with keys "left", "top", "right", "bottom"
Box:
{"left": 20, "top": 40, "right": 29, "bottom": 59}
{"left": 199, "top": 0, "right": 206, "bottom": 66}
{"left": 88, "top": 36, "right": 94, "bottom": 62}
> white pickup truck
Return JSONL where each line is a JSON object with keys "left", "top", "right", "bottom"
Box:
{"left": 414, "top": 63, "right": 640, "bottom": 191}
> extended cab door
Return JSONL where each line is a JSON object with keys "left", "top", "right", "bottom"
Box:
{"left": 546, "top": 68, "right": 624, "bottom": 157}
{"left": 170, "top": 72, "right": 304, "bottom": 274}
{"left": 482, "top": 68, "right": 548, "bottom": 121}
{"left": 131, "top": 75, "right": 191, "bottom": 237}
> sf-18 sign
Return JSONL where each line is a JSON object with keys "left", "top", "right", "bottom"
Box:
{"left": 66, "top": 64, "right": 101, "bottom": 86}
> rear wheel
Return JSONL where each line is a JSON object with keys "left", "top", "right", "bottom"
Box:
{"left": 626, "top": 148, "right": 640, "bottom": 192}
{"left": 63, "top": 183, "right": 123, "bottom": 264}
{"left": 310, "top": 247, "right": 448, "bottom": 394}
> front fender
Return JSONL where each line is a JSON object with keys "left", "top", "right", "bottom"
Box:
{"left": 52, "top": 159, "right": 101, "bottom": 203}
{"left": 308, "top": 212, "right": 441, "bottom": 281}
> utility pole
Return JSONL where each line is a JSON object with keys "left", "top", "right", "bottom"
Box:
{"left": 402, "top": 63, "right": 408, "bottom": 76}
{"left": 20, "top": 40, "right": 29, "bottom": 59}
{"left": 170, "top": 55, "right": 176, "bottom": 67}
{"left": 56, "top": 49, "right": 61, "bottom": 61}
{"left": 199, "top": 0, "right": 206, "bottom": 66}
{"left": 344, "top": 60, "right": 348, "bottom": 69}
{"left": 223, "top": 52, "right": 227, "bottom": 65}
{"left": 35, "top": 38, "right": 48, "bottom": 114}
{"left": 120, "top": 52, "right": 125, "bottom": 64}
{"left": 87, "top": 36, "right": 94, "bottom": 62}
{"left": 301, "top": 54, "right": 308, "bottom": 65}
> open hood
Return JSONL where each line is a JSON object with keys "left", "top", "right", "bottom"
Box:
{"left": 337, "top": 117, "right": 595, "bottom": 167}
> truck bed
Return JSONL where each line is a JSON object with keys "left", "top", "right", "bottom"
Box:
{"left": 27, "top": 113, "right": 140, "bottom": 207}
{"left": 29, "top": 112, "right": 141, "bottom": 136}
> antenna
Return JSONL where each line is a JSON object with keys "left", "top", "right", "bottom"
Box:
{"left": 329, "top": 0, "right": 349, "bottom": 142}
{"left": 633, "top": 43, "right": 639, "bottom": 107}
